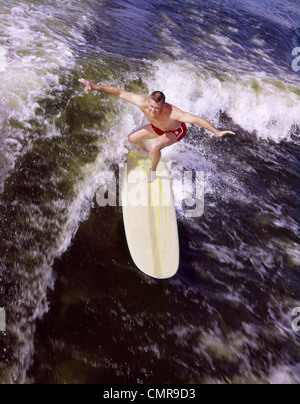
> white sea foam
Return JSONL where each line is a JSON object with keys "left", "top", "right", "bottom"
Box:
{"left": 268, "top": 363, "right": 300, "bottom": 384}
{"left": 0, "top": 46, "right": 7, "bottom": 73}
{"left": 0, "top": 3, "right": 78, "bottom": 120}
{"left": 148, "top": 60, "right": 300, "bottom": 143}
{"left": 0, "top": 0, "right": 90, "bottom": 192}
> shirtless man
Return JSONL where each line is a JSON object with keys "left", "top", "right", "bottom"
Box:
{"left": 79, "top": 79, "right": 235, "bottom": 182}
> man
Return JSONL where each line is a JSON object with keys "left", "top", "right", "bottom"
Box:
{"left": 79, "top": 78, "right": 235, "bottom": 182}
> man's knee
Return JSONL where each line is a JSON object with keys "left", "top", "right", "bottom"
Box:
{"left": 128, "top": 133, "right": 136, "bottom": 143}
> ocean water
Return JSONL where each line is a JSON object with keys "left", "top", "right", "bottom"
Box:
{"left": 0, "top": 0, "right": 299, "bottom": 384}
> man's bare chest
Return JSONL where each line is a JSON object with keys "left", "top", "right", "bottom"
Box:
{"left": 142, "top": 108, "right": 176, "bottom": 130}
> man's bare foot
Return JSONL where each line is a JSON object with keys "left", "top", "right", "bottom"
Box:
{"left": 132, "top": 143, "right": 150, "bottom": 157}
{"left": 144, "top": 169, "right": 156, "bottom": 183}
{"left": 136, "top": 141, "right": 150, "bottom": 154}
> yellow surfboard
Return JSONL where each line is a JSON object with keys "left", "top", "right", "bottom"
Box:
{"left": 121, "top": 142, "right": 180, "bottom": 279}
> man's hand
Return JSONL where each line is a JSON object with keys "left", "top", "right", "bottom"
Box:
{"left": 78, "top": 79, "right": 124, "bottom": 99}
{"left": 78, "top": 78, "right": 98, "bottom": 92}
{"left": 216, "top": 130, "right": 236, "bottom": 138}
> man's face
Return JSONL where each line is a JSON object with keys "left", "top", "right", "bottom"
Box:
{"left": 148, "top": 98, "right": 163, "bottom": 117}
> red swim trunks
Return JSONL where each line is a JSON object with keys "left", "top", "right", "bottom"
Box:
{"left": 151, "top": 123, "right": 187, "bottom": 142}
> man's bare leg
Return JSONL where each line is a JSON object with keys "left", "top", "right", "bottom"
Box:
{"left": 128, "top": 124, "right": 158, "bottom": 154}
{"left": 147, "top": 132, "right": 177, "bottom": 183}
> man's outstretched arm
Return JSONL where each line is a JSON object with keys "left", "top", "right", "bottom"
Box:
{"left": 78, "top": 79, "right": 146, "bottom": 107}
{"left": 173, "top": 108, "right": 235, "bottom": 138}
{"left": 79, "top": 78, "right": 122, "bottom": 96}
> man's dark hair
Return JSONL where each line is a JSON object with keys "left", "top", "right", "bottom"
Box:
{"left": 150, "top": 91, "right": 166, "bottom": 104}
